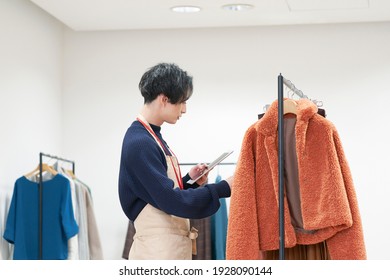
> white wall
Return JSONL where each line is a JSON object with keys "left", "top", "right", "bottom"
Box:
{"left": 0, "top": 0, "right": 64, "bottom": 191}
{"left": 63, "top": 22, "right": 390, "bottom": 260}
{"left": 0, "top": 0, "right": 388, "bottom": 262}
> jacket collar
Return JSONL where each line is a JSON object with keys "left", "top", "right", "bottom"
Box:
{"left": 259, "top": 98, "right": 318, "bottom": 136}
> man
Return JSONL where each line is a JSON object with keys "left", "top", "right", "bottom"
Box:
{"left": 118, "top": 62, "right": 233, "bottom": 260}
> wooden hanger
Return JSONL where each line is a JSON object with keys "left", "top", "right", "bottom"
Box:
{"left": 283, "top": 98, "right": 298, "bottom": 115}
{"left": 65, "top": 169, "right": 76, "bottom": 179}
{"left": 24, "top": 163, "right": 58, "bottom": 178}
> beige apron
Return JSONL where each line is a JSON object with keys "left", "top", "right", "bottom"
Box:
{"left": 128, "top": 115, "right": 198, "bottom": 260}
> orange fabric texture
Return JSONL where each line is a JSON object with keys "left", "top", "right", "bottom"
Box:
{"left": 226, "top": 98, "right": 366, "bottom": 260}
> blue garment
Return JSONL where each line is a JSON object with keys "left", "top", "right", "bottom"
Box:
{"left": 118, "top": 120, "right": 231, "bottom": 222}
{"left": 3, "top": 174, "right": 79, "bottom": 260}
{"left": 211, "top": 175, "right": 228, "bottom": 260}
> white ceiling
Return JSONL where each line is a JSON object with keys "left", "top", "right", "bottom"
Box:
{"left": 30, "top": 0, "right": 390, "bottom": 31}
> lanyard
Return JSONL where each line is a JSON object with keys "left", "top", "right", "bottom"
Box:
{"left": 136, "top": 116, "right": 184, "bottom": 190}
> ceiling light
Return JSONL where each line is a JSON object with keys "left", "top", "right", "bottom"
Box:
{"left": 171, "top": 6, "right": 201, "bottom": 13}
{"left": 222, "top": 4, "right": 254, "bottom": 11}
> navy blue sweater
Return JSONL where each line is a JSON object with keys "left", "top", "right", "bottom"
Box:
{"left": 118, "top": 120, "right": 231, "bottom": 222}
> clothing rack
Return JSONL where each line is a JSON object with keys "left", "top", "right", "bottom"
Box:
{"left": 277, "top": 74, "right": 306, "bottom": 260}
{"left": 38, "top": 152, "right": 75, "bottom": 260}
{"left": 281, "top": 77, "right": 307, "bottom": 99}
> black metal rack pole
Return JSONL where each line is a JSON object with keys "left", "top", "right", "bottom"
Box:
{"left": 38, "top": 152, "right": 43, "bottom": 260}
{"left": 278, "top": 74, "right": 285, "bottom": 260}
{"left": 38, "top": 152, "right": 75, "bottom": 260}
{"left": 278, "top": 75, "right": 310, "bottom": 260}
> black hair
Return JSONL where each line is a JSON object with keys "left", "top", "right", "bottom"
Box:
{"left": 139, "top": 63, "right": 193, "bottom": 104}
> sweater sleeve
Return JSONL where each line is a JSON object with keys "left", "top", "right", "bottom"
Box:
{"left": 226, "top": 125, "right": 261, "bottom": 260}
{"left": 325, "top": 128, "right": 367, "bottom": 260}
{"left": 182, "top": 173, "right": 200, "bottom": 189}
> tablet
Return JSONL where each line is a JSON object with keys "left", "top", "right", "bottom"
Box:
{"left": 186, "top": 150, "right": 234, "bottom": 185}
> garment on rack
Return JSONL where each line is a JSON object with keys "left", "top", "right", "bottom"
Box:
{"left": 74, "top": 178, "right": 88, "bottom": 259}
{"left": 258, "top": 107, "right": 326, "bottom": 120}
{"left": 210, "top": 175, "right": 228, "bottom": 260}
{"left": 0, "top": 187, "right": 13, "bottom": 260}
{"left": 122, "top": 220, "right": 135, "bottom": 260}
{"left": 263, "top": 106, "right": 329, "bottom": 260}
{"left": 54, "top": 163, "right": 103, "bottom": 260}
{"left": 77, "top": 178, "right": 103, "bottom": 260}
{"left": 226, "top": 98, "right": 366, "bottom": 260}
{"left": 3, "top": 173, "right": 79, "bottom": 260}
{"left": 263, "top": 241, "right": 330, "bottom": 260}
{"left": 190, "top": 217, "right": 212, "bottom": 260}
{"left": 55, "top": 167, "right": 79, "bottom": 260}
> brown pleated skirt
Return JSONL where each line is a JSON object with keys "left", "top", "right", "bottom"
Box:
{"left": 263, "top": 241, "right": 330, "bottom": 260}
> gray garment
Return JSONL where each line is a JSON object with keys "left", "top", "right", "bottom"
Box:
{"left": 190, "top": 217, "right": 212, "bottom": 260}
{"left": 122, "top": 221, "right": 135, "bottom": 259}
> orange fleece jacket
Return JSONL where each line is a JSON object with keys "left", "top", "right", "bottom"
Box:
{"left": 226, "top": 98, "right": 366, "bottom": 260}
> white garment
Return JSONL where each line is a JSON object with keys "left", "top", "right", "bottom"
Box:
{"left": 52, "top": 165, "right": 79, "bottom": 260}
{"left": 0, "top": 187, "right": 13, "bottom": 260}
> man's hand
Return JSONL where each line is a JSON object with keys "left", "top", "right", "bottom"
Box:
{"left": 189, "top": 163, "right": 209, "bottom": 186}
{"left": 195, "top": 173, "right": 209, "bottom": 186}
